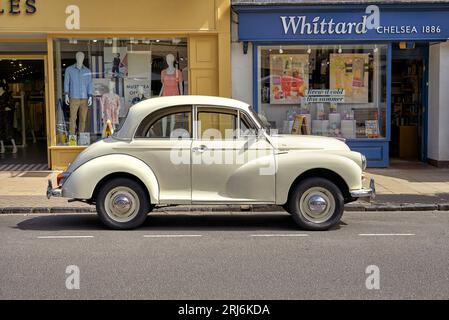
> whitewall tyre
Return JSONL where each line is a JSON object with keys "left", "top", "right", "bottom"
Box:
{"left": 96, "top": 178, "right": 152, "bottom": 230}
{"left": 288, "top": 177, "right": 344, "bottom": 231}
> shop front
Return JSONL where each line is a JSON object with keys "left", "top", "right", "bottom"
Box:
{"left": 0, "top": 0, "right": 231, "bottom": 170}
{"left": 232, "top": 2, "right": 449, "bottom": 167}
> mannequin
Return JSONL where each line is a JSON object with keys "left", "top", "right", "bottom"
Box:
{"left": 160, "top": 54, "right": 183, "bottom": 136}
{"left": 101, "top": 81, "right": 121, "bottom": 137}
{"left": 159, "top": 54, "right": 183, "bottom": 96}
{"left": 131, "top": 85, "right": 147, "bottom": 106}
{"left": 0, "top": 82, "right": 17, "bottom": 154}
{"left": 64, "top": 51, "right": 93, "bottom": 135}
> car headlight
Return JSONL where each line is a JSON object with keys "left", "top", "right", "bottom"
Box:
{"left": 361, "top": 154, "right": 367, "bottom": 171}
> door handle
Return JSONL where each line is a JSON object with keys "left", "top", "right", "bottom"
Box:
{"left": 192, "top": 145, "right": 208, "bottom": 153}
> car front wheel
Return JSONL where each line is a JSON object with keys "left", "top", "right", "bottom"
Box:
{"left": 96, "top": 177, "right": 152, "bottom": 230}
{"left": 287, "top": 177, "right": 344, "bottom": 231}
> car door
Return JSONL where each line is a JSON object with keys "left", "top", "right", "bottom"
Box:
{"left": 191, "top": 105, "right": 276, "bottom": 203}
{"left": 130, "top": 105, "right": 192, "bottom": 204}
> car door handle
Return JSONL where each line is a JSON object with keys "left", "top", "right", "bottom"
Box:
{"left": 192, "top": 145, "right": 208, "bottom": 153}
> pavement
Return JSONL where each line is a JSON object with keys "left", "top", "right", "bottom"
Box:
{"left": 0, "top": 159, "right": 448, "bottom": 213}
{"left": 1, "top": 211, "right": 448, "bottom": 299}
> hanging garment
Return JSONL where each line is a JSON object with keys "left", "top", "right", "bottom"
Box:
{"left": 92, "top": 96, "right": 103, "bottom": 134}
{"left": 161, "top": 69, "right": 183, "bottom": 96}
{"left": 0, "top": 90, "right": 15, "bottom": 140}
{"left": 101, "top": 92, "right": 121, "bottom": 125}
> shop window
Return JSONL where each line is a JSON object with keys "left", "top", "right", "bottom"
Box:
{"left": 53, "top": 38, "right": 188, "bottom": 146}
{"left": 257, "top": 44, "right": 387, "bottom": 139}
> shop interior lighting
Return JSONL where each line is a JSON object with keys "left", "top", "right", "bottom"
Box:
{"left": 279, "top": 45, "right": 283, "bottom": 54}
{"left": 338, "top": 45, "right": 342, "bottom": 53}
{"left": 307, "top": 45, "right": 311, "bottom": 54}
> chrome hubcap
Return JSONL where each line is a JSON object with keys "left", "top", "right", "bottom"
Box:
{"left": 299, "top": 187, "right": 335, "bottom": 224}
{"left": 307, "top": 195, "right": 328, "bottom": 214}
{"left": 112, "top": 195, "right": 132, "bottom": 215}
{"left": 104, "top": 187, "right": 140, "bottom": 223}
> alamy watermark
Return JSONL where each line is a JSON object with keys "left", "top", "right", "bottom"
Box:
{"left": 65, "top": 265, "right": 80, "bottom": 290}
{"left": 365, "top": 265, "right": 380, "bottom": 290}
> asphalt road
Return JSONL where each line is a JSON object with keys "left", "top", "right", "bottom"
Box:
{"left": 0, "top": 211, "right": 448, "bottom": 300}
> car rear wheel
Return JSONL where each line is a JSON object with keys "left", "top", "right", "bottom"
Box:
{"left": 96, "top": 177, "right": 152, "bottom": 230}
{"left": 288, "top": 177, "right": 344, "bottom": 231}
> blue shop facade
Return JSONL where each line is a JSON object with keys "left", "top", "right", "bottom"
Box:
{"left": 232, "top": 2, "right": 449, "bottom": 167}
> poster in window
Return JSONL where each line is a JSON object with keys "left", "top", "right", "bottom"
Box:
{"left": 127, "top": 51, "right": 152, "bottom": 79}
{"left": 104, "top": 47, "right": 128, "bottom": 78}
{"left": 270, "top": 54, "right": 309, "bottom": 104}
{"left": 124, "top": 79, "right": 151, "bottom": 110}
{"left": 329, "top": 54, "right": 369, "bottom": 103}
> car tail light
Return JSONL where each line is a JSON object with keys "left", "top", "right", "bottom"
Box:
{"left": 57, "top": 172, "right": 71, "bottom": 186}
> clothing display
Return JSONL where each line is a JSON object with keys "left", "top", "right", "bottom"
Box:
{"left": 90, "top": 56, "right": 104, "bottom": 79}
{"left": 91, "top": 97, "right": 103, "bottom": 134}
{"left": 161, "top": 69, "right": 182, "bottom": 96}
{"left": 69, "top": 99, "right": 89, "bottom": 134}
{"left": 64, "top": 64, "right": 93, "bottom": 99}
{"left": 53, "top": 39, "right": 188, "bottom": 147}
{"left": 101, "top": 92, "right": 121, "bottom": 125}
{"left": 0, "top": 89, "right": 15, "bottom": 140}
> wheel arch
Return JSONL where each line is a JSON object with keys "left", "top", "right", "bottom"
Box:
{"left": 61, "top": 154, "right": 160, "bottom": 204}
{"left": 91, "top": 172, "right": 151, "bottom": 205}
{"left": 286, "top": 168, "right": 352, "bottom": 205}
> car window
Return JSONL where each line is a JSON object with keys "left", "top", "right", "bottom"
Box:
{"left": 197, "top": 109, "right": 237, "bottom": 140}
{"left": 240, "top": 112, "right": 257, "bottom": 137}
{"left": 135, "top": 106, "right": 192, "bottom": 139}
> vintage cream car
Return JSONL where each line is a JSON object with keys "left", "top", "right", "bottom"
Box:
{"left": 47, "top": 96, "right": 374, "bottom": 230}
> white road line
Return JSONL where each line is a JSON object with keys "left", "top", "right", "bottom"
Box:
{"left": 358, "top": 233, "right": 415, "bottom": 236}
{"left": 251, "top": 234, "right": 309, "bottom": 237}
{"left": 37, "top": 235, "right": 94, "bottom": 239}
{"left": 143, "top": 234, "right": 202, "bottom": 238}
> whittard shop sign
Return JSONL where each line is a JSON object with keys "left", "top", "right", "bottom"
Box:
{"left": 236, "top": 5, "right": 449, "bottom": 41}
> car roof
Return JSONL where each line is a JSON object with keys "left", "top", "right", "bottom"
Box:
{"left": 115, "top": 95, "right": 251, "bottom": 139}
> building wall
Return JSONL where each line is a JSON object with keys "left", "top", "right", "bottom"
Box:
{"left": 231, "top": 42, "right": 253, "bottom": 105}
{"left": 231, "top": 13, "right": 253, "bottom": 105}
{"left": 428, "top": 40, "right": 449, "bottom": 165}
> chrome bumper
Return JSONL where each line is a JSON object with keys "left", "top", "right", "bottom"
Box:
{"left": 46, "top": 179, "right": 62, "bottom": 199}
{"left": 350, "top": 178, "right": 376, "bottom": 201}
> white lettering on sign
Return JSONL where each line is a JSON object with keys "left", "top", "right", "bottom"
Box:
{"left": 65, "top": 5, "right": 80, "bottom": 30}
{"left": 280, "top": 15, "right": 368, "bottom": 35}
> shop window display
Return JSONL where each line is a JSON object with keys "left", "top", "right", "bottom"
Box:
{"left": 53, "top": 38, "right": 188, "bottom": 146}
{"left": 257, "top": 44, "right": 387, "bottom": 139}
